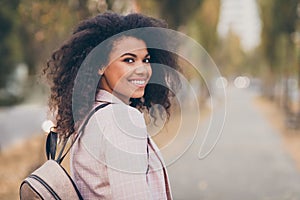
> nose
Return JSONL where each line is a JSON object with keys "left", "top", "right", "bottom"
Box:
{"left": 134, "top": 64, "right": 149, "bottom": 75}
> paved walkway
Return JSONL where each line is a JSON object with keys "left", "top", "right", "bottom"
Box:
{"left": 0, "top": 104, "right": 46, "bottom": 150}
{"left": 166, "top": 87, "right": 300, "bottom": 200}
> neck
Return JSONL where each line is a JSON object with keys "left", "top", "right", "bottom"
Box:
{"left": 112, "top": 91, "right": 130, "bottom": 104}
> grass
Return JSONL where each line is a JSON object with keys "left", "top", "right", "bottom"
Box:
{"left": 0, "top": 134, "right": 46, "bottom": 200}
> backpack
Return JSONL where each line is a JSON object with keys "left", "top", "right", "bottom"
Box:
{"left": 19, "top": 103, "right": 109, "bottom": 200}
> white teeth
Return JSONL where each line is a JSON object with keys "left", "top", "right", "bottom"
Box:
{"left": 130, "top": 80, "right": 146, "bottom": 85}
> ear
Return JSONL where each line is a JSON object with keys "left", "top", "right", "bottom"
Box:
{"left": 98, "top": 67, "right": 106, "bottom": 76}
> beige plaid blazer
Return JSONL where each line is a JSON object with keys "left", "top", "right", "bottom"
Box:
{"left": 70, "top": 90, "right": 172, "bottom": 199}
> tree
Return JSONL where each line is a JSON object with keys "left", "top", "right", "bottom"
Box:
{"left": 153, "top": 0, "right": 203, "bottom": 29}
{"left": 258, "top": 0, "right": 299, "bottom": 127}
{"left": 258, "top": 0, "right": 298, "bottom": 85}
{"left": 187, "top": 0, "right": 220, "bottom": 55}
{"left": 0, "top": 0, "right": 22, "bottom": 88}
{"left": 216, "top": 30, "right": 246, "bottom": 77}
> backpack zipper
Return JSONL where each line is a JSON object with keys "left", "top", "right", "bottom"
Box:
{"left": 29, "top": 174, "right": 61, "bottom": 200}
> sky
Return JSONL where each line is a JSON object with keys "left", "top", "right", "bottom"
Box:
{"left": 217, "top": 0, "right": 262, "bottom": 51}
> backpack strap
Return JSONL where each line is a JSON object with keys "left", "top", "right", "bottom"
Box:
{"left": 46, "top": 130, "right": 58, "bottom": 160}
{"left": 46, "top": 103, "right": 110, "bottom": 164}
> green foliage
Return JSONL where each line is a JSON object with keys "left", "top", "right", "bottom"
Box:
{"left": 0, "top": 0, "right": 229, "bottom": 105}
{"left": 18, "top": 0, "right": 81, "bottom": 73}
{"left": 258, "top": 0, "right": 299, "bottom": 103}
{"left": 0, "top": 0, "right": 22, "bottom": 88}
{"left": 153, "top": 0, "right": 203, "bottom": 29}
{"left": 187, "top": 0, "right": 220, "bottom": 55}
{"left": 0, "top": 0, "right": 91, "bottom": 105}
{"left": 258, "top": 0, "right": 298, "bottom": 72}
{"left": 216, "top": 31, "right": 247, "bottom": 76}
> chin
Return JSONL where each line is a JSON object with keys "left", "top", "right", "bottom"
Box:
{"left": 131, "top": 90, "right": 145, "bottom": 99}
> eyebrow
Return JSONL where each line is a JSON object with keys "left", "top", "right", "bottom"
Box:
{"left": 120, "top": 53, "right": 150, "bottom": 58}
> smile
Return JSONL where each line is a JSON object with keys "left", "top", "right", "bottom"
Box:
{"left": 129, "top": 79, "right": 147, "bottom": 86}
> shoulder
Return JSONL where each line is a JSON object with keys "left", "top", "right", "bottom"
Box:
{"left": 93, "top": 104, "right": 148, "bottom": 156}
{"left": 95, "top": 104, "right": 146, "bottom": 128}
{"left": 94, "top": 103, "right": 147, "bottom": 135}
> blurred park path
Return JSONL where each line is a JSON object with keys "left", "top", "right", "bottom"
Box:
{"left": 1, "top": 86, "right": 300, "bottom": 200}
{"left": 0, "top": 104, "right": 46, "bottom": 150}
{"left": 167, "top": 86, "right": 300, "bottom": 200}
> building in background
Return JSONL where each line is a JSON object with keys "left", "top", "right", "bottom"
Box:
{"left": 217, "top": 0, "right": 261, "bottom": 51}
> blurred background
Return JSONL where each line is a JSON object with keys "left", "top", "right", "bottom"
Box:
{"left": 1, "top": 0, "right": 300, "bottom": 199}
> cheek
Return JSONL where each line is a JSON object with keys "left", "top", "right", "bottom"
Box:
{"left": 148, "top": 65, "right": 153, "bottom": 77}
{"left": 108, "top": 66, "right": 130, "bottom": 81}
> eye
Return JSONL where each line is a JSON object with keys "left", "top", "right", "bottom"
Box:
{"left": 123, "top": 58, "right": 135, "bottom": 63}
{"left": 143, "top": 57, "right": 150, "bottom": 63}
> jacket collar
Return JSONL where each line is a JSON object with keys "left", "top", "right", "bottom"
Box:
{"left": 95, "top": 89, "right": 126, "bottom": 105}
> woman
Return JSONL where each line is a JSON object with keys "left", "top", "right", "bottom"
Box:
{"left": 43, "top": 12, "right": 180, "bottom": 199}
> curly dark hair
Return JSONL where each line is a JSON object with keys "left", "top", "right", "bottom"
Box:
{"left": 43, "top": 12, "right": 180, "bottom": 139}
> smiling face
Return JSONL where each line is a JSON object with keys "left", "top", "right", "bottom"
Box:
{"left": 99, "top": 36, "right": 152, "bottom": 104}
